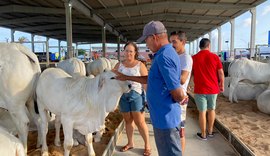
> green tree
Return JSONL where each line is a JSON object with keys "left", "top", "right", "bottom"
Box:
{"left": 78, "top": 49, "right": 86, "bottom": 56}
{"left": 18, "top": 36, "right": 28, "bottom": 43}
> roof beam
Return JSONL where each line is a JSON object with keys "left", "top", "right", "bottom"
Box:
{"left": 122, "top": 28, "right": 208, "bottom": 36}
{"left": 125, "top": 34, "right": 203, "bottom": 42}
{"left": 95, "top": 1, "right": 252, "bottom": 14}
{"left": 107, "top": 13, "right": 229, "bottom": 24}
{"left": 69, "top": 0, "right": 126, "bottom": 41}
{"left": 0, "top": 5, "right": 66, "bottom": 14}
{"left": 0, "top": 16, "right": 90, "bottom": 25}
{"left": 32, "top": 29, "right": 102, "bottom": 35}
{"left": 118, "top": 22, "right": 215, "bottom": 30}
{"left": 37, "top": 32, "right": 115, "bottom": 38}
{"left": 14, "top": 24, "right": 100, "bottom": 31}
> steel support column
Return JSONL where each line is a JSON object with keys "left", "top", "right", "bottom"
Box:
{"left": 102, "top": 26, "right": 106, "bottom": 57}
{"left": 208, "top": 32, "right": 212, "bottom": 51}
{"left": 117, "top": 36, "right": 120, "bottom": 61}
{"left": 218, "top": 26, "right": 222, "bottom": 53}
{"left": 189, "top": 42, "right": 192, "bottom": 55}
{"left": 11, "top": 29, "right": 15, "bottom": 42}
{"left": 250, "top": 7, "right": 256, "bottom": 58}
{"left": 65, "top": 1, "right": 73, "bottom": 59}
{"left": 31, "top": 34, "right": 35, "bottom": 52}
{"left": 230, "top": 19, "right": 235, "bottom": 56}
{"left": 58, "top": 40, "right": 61, "bottom": 60}
{"left": 193, "top": 40, "right": 196, "bottom": 54}
{"left": 197, "top": 38, "right": 200, "bottom": 53}
{"left": 46, "top": 37, "right": 50, "bottom": 67}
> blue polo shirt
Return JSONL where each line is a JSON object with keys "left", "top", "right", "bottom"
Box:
{"left": 147, "top": 44, "right": 181, "bottom": 129}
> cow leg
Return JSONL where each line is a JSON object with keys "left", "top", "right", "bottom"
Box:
{"left": 229, "top": 77, "right": 239, "bottom": 103}
{"left": 9, "top": 105, "right": 29, "bottom": 154}
{"left": 26, "top": 98, "right": 42, "bottom": 148}
{"left": 85, "top": 133, "right": 95, "bottom": 156}
{"left": 233, "top": 91, "right": 238, "bottom": 103}
{"left": 54, "top": 115, "right": 61, "bottom": 146}
{"left": 37, "top": 101, "right": 49, "bottom": 156}
{"left": 73, "top": 129, "right": 84, "bottom": 146}
{"left": 61, "top": 118, "right": 74, "bottom": 156}
{"left": 93, "top": 127, "right": 104, "bottom": 142}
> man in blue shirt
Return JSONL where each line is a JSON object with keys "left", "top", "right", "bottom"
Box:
{"left": 115, "top": 21, "right": 186, "bottom": 156}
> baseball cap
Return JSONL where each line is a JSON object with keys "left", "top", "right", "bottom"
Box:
{"left": 137, "top": 21, "right": 167, "bottom": 43}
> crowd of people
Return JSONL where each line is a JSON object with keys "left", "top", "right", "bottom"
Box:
{"left": 114, "top": 20, "right": 224, "bottom": 156}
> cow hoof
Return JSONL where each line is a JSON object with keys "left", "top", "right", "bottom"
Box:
{"left": 94, "top": 137, "right": 101, "bottom": 142}
{"left": 54, "top": 140, "right": 61, "bottom": 147}
{"left": 74, "top": 139, "right": 79, "bottom": 146}
{"left": 36, "top": 143, "right": 41, "bottom": 148}
{"left": 42, "top": 151, "right": 49, "bottom": 156}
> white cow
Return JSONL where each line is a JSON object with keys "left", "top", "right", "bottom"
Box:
{"left": 36, "top": 68, "right": 130, "bottom": 156}
{"left": 0, "top": 108, "right": 17, "bottom": 135}
{"left": 57, "top": 58, "right": 86, "bottom": 77}
{"left": 57, "top": 59, "right": 100, "bottom": 145}
{"left": 86, "top": 58, "right": 112, "bottom": 76}
{"left": 0, "top": 43, "right": 41, "bottom": 153}
{"left": 223, "top": 77, "right": 268, "bottom": 101}
{"left": 109, "top": 59, "right": 119, "bottom": 69}
{"left": 0, "top": 126, "right": 25, "bottom": 156}
{"left": 228, "top": 58, "right": 270, "bottom": 102}
{"left": 257, "top": 85, "right": 270, "bottom": 114}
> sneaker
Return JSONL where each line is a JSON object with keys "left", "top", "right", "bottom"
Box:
{"left": 207, "top": 132, "right": 216, "bottom": 138}
{"left": 196, "top": 133, "right": 207, "bottom": 140}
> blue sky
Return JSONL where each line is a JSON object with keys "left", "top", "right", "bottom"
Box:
{"left": 0, "top": 0, "right": 269, "bottom": 53}
{"left": 216, "top": 0, "right": 270, "bottom": 51}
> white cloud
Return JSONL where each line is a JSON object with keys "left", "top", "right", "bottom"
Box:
{"left": 262, "top": 5, "right": 270, "bottom": 16}
{"left": 242, "top": 18, "right": 258, "bottom": 27}
{"left": 243, "top": 18, "right": 251, "bottom": 27}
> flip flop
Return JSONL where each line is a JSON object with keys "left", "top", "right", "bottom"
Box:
{"left": 120, "top": 145, "right": 134, "bottom": 152}
{"left": 143, "top": 148, "right": 151, "bottom": 156}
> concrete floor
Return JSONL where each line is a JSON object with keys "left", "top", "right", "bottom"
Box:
{"left": 113, "top": 112, "right": 238, "bottom": 156}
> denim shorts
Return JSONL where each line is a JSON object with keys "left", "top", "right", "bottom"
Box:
{"left": 194, "top": 94, "right": 218, "bottom": 112}
{"left": 119, "top": 90, "right": 144, "bottom": 112}
{"left": 153, "top": 127, "right": 182, "bottom": 156}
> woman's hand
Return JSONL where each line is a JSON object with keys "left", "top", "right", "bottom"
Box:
{"left": 112, "top": 69, "right": 128, "bottom": 81}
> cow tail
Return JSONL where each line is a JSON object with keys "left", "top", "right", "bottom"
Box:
{"left": 32, "top": 72, "right": 40, "bottom": 114}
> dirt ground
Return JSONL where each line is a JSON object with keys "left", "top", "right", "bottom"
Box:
{"left": 27, "top": 110, "right": 123, "bottom": 156}
{"left": 215, "top": 95, "right": 270, "bottom": 156}
{"left": 188, "top": 78, "right": 270, "bottom": 156}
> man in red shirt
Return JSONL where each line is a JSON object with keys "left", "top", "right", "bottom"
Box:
{"left": 192, "top": 38, "right": 224, "bottom": 140}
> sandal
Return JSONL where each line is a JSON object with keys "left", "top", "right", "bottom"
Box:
{"left": 143, "top": 149, "right": 151, "bottom": 156}
{"left": 120, "top": 145, "right": 134, "bottom": 152}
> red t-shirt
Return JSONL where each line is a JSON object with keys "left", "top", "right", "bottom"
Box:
{"left": 192, "top": 50, "right": 223, "bottom": 94}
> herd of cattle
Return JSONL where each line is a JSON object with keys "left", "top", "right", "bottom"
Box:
{"left": 0, "top": 43, "right": 270, "bottom": 156}
{"left": 0, "top": 43, "right": 127, "bottom": 156}
{"left": 223, "top": 58, "right": 270, "bottom": 114}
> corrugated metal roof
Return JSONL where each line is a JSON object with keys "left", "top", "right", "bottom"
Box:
{"left": 0, "top": 0, "right": 266, "bottom": 43}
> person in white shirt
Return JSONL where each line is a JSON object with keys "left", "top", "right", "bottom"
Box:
{"left": 170, "top": 31, "right": 193, "bottom": 154}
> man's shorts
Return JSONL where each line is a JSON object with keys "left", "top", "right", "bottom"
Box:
{"left": 119, "top": 90, "right": 144, "bottom": 112}
{"left": 194, "top": 94, "right": 218, "bottom": 112}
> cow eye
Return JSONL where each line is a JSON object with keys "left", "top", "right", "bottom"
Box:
{"left": 110, "top": 77, "right": 116, "bottom": 79}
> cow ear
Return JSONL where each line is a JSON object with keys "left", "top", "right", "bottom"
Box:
{"left": 98, "top": 76, "right": 105, "bottom": 91}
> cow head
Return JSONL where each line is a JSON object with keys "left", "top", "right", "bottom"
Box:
{"left": 97, "top": 70, "right": 131, "bottom": 112}
{"left": 98, "top": 70, "right": 131, "bottom": 93}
